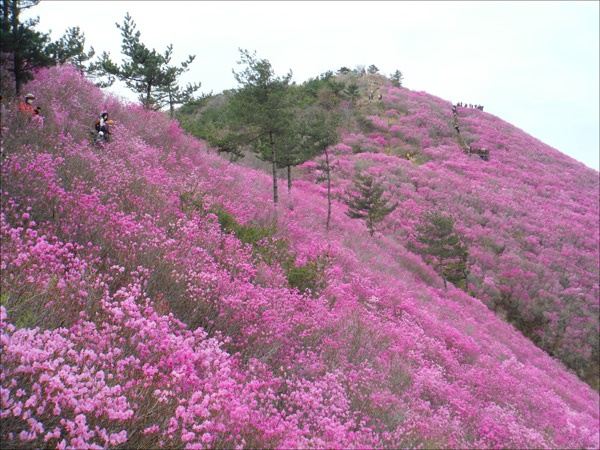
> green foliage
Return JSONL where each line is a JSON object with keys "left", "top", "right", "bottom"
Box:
{"left": 409, "top": 211, "right": 470, "bottom": 290}
{"left": 212, "top": 207, "right": 276, "bottom": 247}
{"left": 176, "top": 93, "right": 250, "bottom": 160}
{"left": 284, "top": 255, "right": 328, "bottom": 296}
{"left": 367, "top": 64, "right": 379, "bottom": 74}
{"left": 344, "top": 173, "right": 398, "bottom": 236}
{"left": 210, "top": 204, "right": 327, "bottom": 296}
{"left": 391, "top": 70, "right": 404, "bottom": 87}
{"left": 225, "top": 48, "right": 298, "bottom": 202}
{"left": 0, "top": 0, "right": 55, "bottom": 94}
{"left": 46, "top": 26, "right": 95, "bottom": 71}
{"left": 296, "top": 71, "right": 346, "bottom": 108}
{"left": 301, "top": 107, "right": 341, "bottom": 230}
{"left": 229, "top": 48, "right": 293, "bottom": 137}
{"left": 344, "top": 82, "right": 360, "bottom": 108}
{"left": 153, "top": 47, "right": 202, "bottom": 118}
{"left": 99, "top": 13, "right": 199, "bottom": 111}
{"left": 1, "top": 275, "right": 58, "bottom": 329}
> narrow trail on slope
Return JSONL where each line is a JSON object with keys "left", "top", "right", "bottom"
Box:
{"left": 452, "top": 105, "right": 489, "bottom": 161}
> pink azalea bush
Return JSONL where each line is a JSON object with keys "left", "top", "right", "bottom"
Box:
{"left": 1, "top": 65, "right": 598, "bottom": 449}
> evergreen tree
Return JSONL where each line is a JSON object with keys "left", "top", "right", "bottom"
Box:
{"left": 344, "top": 82, "right": 360, "bottom": 109}
{"left": 303, "top": 107, "right": 341, "bottom": 230}
{"left": 226, "top": 48, "right": 294, "bottom": 203}
{"left": 299, "top": 71, "right": 345, "bottom": 108}
{"left": 151, "top": 46, "right": 201, "bottom": 118}
{"left": 275, "top": 121, "right": 307, "bottom": 195}
{"left": 391, "top": 69, "right": 404, "bottom": 87}
{"left": 46, "top": 26, "right": 95, "bottom": 73}
{"left": 367, "top": 64, "right": 379, "bottom": 74}
{"left": 0, "top": 0, "right": 54, "bottom": 95}
{"left": 410, "top": 211, "right": 470, "bottom": 290}
{"left": 344, "top": 173, "right": 398, "bottom": 236}
{"left": 100, "top": 13, "right": 198, "bottom": 110}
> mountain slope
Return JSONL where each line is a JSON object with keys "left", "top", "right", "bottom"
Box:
{"left": 294, "top": 78, "right": 599, "bottom": 389}
{"left": 1, "top": 65, "right": 598, "bottom": 449}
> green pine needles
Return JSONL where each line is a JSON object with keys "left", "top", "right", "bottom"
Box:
{"left": 410, "top": 210, "right": 470, "bottom": 290}
{"left": 344, "top": 173, "right": 398, "bottom": 236}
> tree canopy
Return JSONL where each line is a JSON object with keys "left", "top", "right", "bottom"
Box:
{"left": 345, "top": 173, "right": 398, "bottom": 236}
{"left": 0, "top": 0, "right": 54, "bottom": 94}
{"left": 46, "top": 26, "right": 95, "bottom": 72}
{"left": 410, "top": 210, "right": 470, "bottom": 290}
{"left": 225, "top": 48, "right": 295, "bottom": 203}
{"left": 99, "top": 13, "right": 199, "bottom": 112}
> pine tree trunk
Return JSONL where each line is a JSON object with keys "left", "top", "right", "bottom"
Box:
{"left": 270, "top": 131, "right": 278, "bottom": 203}
{"left": 145, "top": 84, "right": 152, "bottom": 109}
{"left": 10, "top": 2, "right": 22, "bottom": 95}
{"left": 169, "top": 91, "right": 175, "bottom": 119}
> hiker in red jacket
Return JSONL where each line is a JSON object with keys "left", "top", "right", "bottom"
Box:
{"left": 18, "top": 93, "right": 41, "bottom": 116}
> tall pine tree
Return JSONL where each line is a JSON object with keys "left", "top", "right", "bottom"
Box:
{"left": 100, "top": 13, "right": 198, "bottom": 110}
{"left": 46, "top": 26, "right": 95, "bottom": 73}
{"left": 302, "top": 107, "right": 341, "bottom": 230}
{"left": 226, "top": 48, "right": 295, "bottom": 204}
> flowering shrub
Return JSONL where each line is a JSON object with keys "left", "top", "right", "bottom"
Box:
{"left": 1, "top": 65, "right": 598, "bottom": 449}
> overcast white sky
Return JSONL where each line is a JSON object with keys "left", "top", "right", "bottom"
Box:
{"left": 25, "top": 1, "right": 599, "bottom": 171}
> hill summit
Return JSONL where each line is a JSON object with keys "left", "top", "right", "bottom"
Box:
{"left": 1, "top": 65, "right": 598, "bottom": 449}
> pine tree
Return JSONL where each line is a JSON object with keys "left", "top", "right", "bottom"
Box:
{"left": 344, "top": 82, "right": 360, "bottom": 109}
{"left": 46, "top": 26, "right": 95, "bottom": 73}
{"left": 0, "top": 0, "right": 54, "bottom": 95}
{"left": 391, "top": 70, "right": 404, "bottom": 87}
{"left": 410, "top": 211, "right": 470, "bottom": 290}
{"left": 344, "top": 173, "right": 398, "bottom": 236}
{"left": 151, "top": 47, "right": 201, "bottom": 118}
{"left": 367, "top": 64, "right": 379, "bottom": 74}
{"left": 302, "top": 107, "right": 340, "bottom": 231}
{"left": 275, "top": 121, "right": 309, "bottom": 195}
{"left": 226, "top": 48, "right": 295, "bottom": 203}
{"left": 100, "top": 13, "right": 198, "bottom": 110}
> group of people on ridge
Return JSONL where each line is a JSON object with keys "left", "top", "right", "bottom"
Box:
{"left": 456, "top": 102, "right": 484, "bottom": 111}
{"left": 451, "top": 104, "right": 489, "bottom": 161}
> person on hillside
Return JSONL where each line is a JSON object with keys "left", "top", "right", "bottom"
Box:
{"left": 18, "top": 93, "right": 41, "bottom": 116}
{"left": 94, "top": 112, "right": 114, "bottom": 143}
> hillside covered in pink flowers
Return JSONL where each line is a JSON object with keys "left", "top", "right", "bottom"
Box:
{"left": 1, "top": 65, "right": 598, "bottom": 449}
